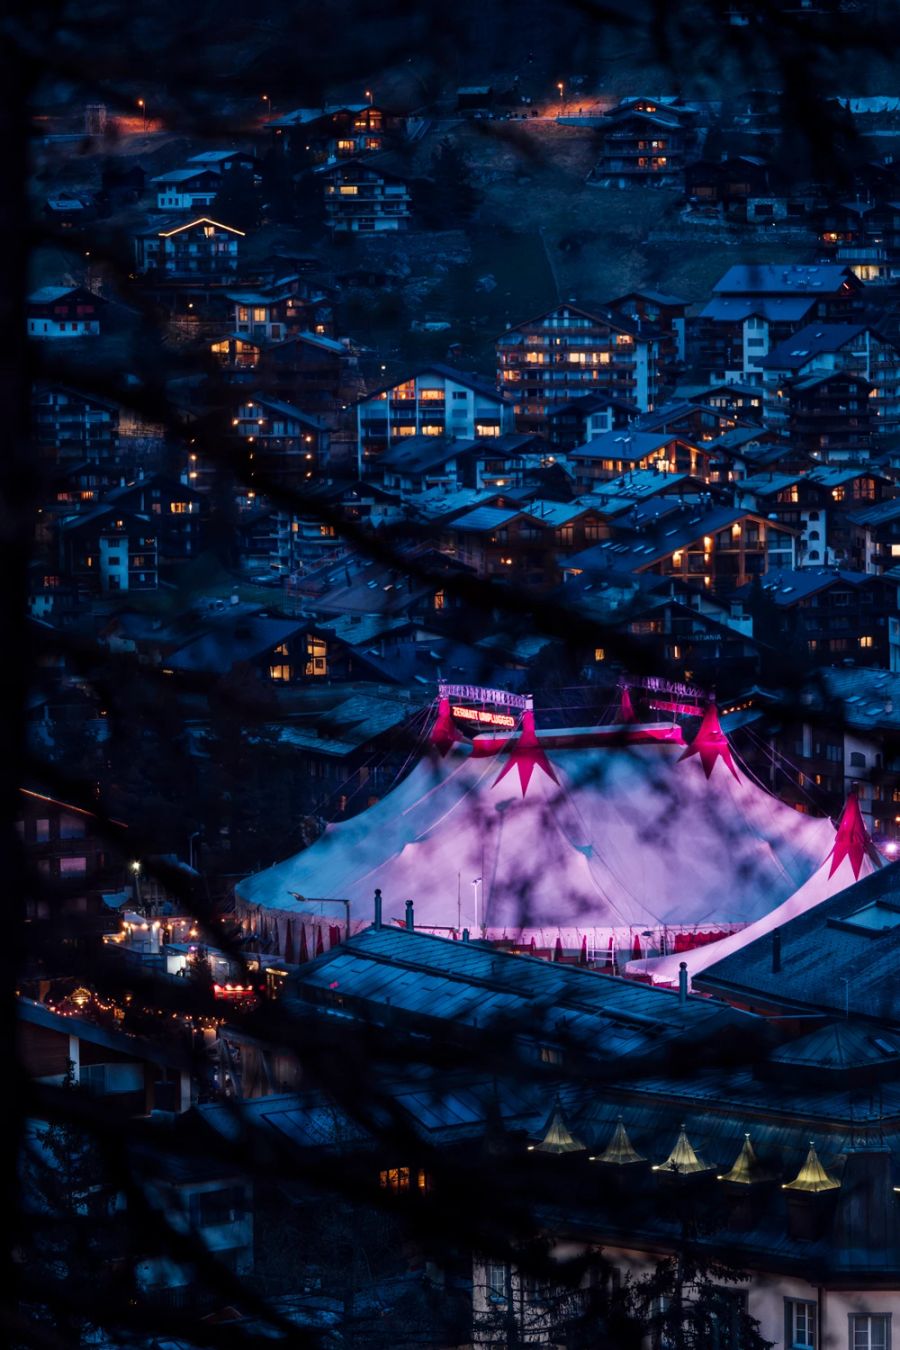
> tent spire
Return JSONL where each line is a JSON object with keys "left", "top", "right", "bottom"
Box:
{"left": 828, "top": 787, "right": 882, "bottom": 880}
{"left": 430, "top": 693, "right": 461, "bottom": 757}
{"left": 593, "top": 1116, "right": 644, "bottom": 1165}
{"left": 678, "top": 701, "right": 739, "bottom": 781}
{"left": 783, "top": 1140, "right": 840, "bottom": 1193}
{"left": 493, "top": 697, "right": 559, "bottom": 796}
{"left": 653, "top": 1123, "right": 710, "bottom": 1174}
{"left": 617, "top": 683, "right": 636, "bottom": 723}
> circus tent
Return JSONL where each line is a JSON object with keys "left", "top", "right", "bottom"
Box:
{"left": 627, "top": 790, "right": 883, "bottom": 988}
{"left": 234, "top": 696, "right": 838, "bottom": 952}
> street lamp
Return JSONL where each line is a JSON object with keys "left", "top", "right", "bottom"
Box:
{"left": 261, "top": 93, "right": 271, "bottom": 118}
{"left": 131, "top": 860, "right": 142, "bottom": 908}
{"left": 365, "top": 89, "right": 373, "bottom": 106}
{"left": 557, "top": 82, "right": 564, "bottom": 111}
{"left": 137, "top": 98, "right": 146, "bottom": 132}
{"left": 472, "top": 877, "right": 482, "bottom": 934}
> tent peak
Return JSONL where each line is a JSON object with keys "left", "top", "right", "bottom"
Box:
{"left": 678, "top": 702, "right": 739, "bottom": 781}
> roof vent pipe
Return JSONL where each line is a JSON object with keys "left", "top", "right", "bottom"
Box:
{"left": 678, "top": 961, "right": 689, "bottom": 1004}
{"left": 772, "top": 926, "right": 782, "bottom": 974}
{"left": 374, "top": 888, "right": 382, "bottom": 930}
{"left": 405, "top": 899, "right": 415, "bottom": 932}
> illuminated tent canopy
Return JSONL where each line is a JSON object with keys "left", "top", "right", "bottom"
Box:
{"left": 235, "top": 690, "right": 837, "bottom": 944}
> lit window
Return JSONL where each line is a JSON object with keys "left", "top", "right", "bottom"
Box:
{"left": 379, "top": 1167, "right": 410, "bottom": 1192}
{"left": 269, "top": 664, "right": 292, "bottom": 681}
{"left": 339, "top": 185, "right": 358, "bottom": 196}
{"left": 860, "top": 636, "right": 875, "bottom": 648}
{"left": 594, "top": 647, "right": 605, "bottom": 662}
{"left": 59, "top": 856, "right": 88, "bottom": 876}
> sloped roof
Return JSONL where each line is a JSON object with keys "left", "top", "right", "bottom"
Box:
{"left": 714, "top": 263, "right": 858, "bottom": 295}
{"left": 696, "top": 860, "right": 900, "bottom": 1023}
{"left": 761, "top": 323, "right": 873, "bottom": 370}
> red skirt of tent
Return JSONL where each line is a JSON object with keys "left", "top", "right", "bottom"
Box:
{"left": 315, "top": 927, "right": 325, "bottom": 957}
{"left": 603, "top": 937, "right": 616, "bottom": 973}
{"left": 299, "top": 923, "right": 309, "bottom": 963}
{"left": 554, "top": 936, "right": 563, "bottom": 961}
{"left": 329, "top": 924, "right": 342, "bottom": 949}
{"left": 579, "top": 935, "right": 588, "bottom": 965}
{"left": 283, "top": 920, "right": 295, "bottom": 965}
{"left": 631, "top": 933, "right": 642, "bottom": 961}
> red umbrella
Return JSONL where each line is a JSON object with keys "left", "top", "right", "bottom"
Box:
{"left": 631, "top": 933, "right": 642, "bottom": 962}
{"left": 315, "top": 927, "right": 325, "bottom": 957}
{"left": 554, "top": 936, "right": 563, "bottom": 962}
{"left": 579, "top": 935, "right": 588, "bottom": 965}
{"left": 298, "top": 923, "right": 309, "bottom": 963}
{"left": 283, "top": 920, "right": 295, "bottom": 964}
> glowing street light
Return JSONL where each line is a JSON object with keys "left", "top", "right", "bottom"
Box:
{"left": 261, "top": 93, "right": 271, "bottom": 118}
{"left": 365, "top": 89, "right": 373, "bottom": 106}
{"left": 472, "top": 877, "right": 483, "bottom": 934}
{"left": 557, "top": 82, "right": 565, "bottom": 108}
{"left": 137, "top": 98, "right": 146, "bottom": 131}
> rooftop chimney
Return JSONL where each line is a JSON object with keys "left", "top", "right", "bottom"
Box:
{"left": 405, "top": 899, "right": 414, "bottom": 932}
{"left": 772, "top": 927, "right": 782, "bottom": 974}
{"left": 373, "top": 888, "right": 382, "bottom": 930}
{"left": 678, "top": 961, "right": 689, "bottom": 1004}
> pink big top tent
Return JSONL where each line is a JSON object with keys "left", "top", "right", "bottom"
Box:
{"left": 234, "top": 701, "right": 838, "bottom": 948}
{"left": 628, "top": 790, "right": 884, "bottom": 988}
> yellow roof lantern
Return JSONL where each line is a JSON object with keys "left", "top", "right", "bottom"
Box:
{"left": 783, "top": 1141, "right": 840, "bottom": 1193}
{"left": 653, "top": 1123, "right": 711, "bottom": 1175}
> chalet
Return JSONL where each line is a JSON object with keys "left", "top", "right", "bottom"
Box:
{"left": 703, "top": 426, "right": 797, "bottom": 482}
{"left": 225, "top": 276, "right": 333, "bottom": 342}
{"left": 604, "top": 288, "right": 688, "bottom": 364}
{"left": 231, "top": 395, "right": 328, "bottom": 486}
{"left": 685, "top": 155, "right": 771, "bottom": 215}
{"left": 210, "top": 330, "right": 353, "bottom": 417}
{"left": 635, "top": 399, "right": 754, "bottom": 443}
{"left": 443, "top": 501, "right": 608, "bottom": 589}
{"left": 267, "top": 104, "right": 390, "bottom": 163}
{"left": 787, "top": 369, "right": 876, "bottom": 460}
{"left": 133, "top": 216, "right": 245, "bottom": 277}
{"left": 568, "top": 430, "right": 714, "bottom": 490}
{"left": 564, "top": 504, "right": 797, "bottom": 593}
{"left": 497, "top": 304, "right": 660, "bottom": 433}
{"left": 102, "top": 474, "right": 206, "bottom": 561}
{"left": 58, "top": 506, "right": 158, "bottom": 595}
{"left": 846, "top": 498, "right": 900, "bottom": 574}
{"left": 735, "top": 465, "right": 888, "bottom": 567}
{"left": 149, "top": 167, "right": 221, "bottom": 212}
{"left": 319, "top": 157, "right": 412, "bottom": 233}
{"left": 687, "top": 382, "right": 765, "bottom": 422}
{"left": 735, "top": 566, "right": 893, "bottom": 667}
{"left": 32, "top": 384, "right": 119, "bottom": 464}
{"left": 27, "top": 286, "right": 105, "bottom": 340}
{"left": 817, "top": 198, "right": 900, "bottom": 284}
{"left": 44, "top": 194, "right": 95, "bottom": 229}
{"left": 545, "top": 392, "right": 636, "bottom": 451}
{"left": 760, "top": 323, "right": 900, "bottom": 433}
{"left": 186, "top": 149, "right": 259, "bottom": 175}
{"left": 593, "top": 97, "right": 698, "bottom": 182}
{"left": 356, "top": 365, "right": 511, "bottom": 471}
{"left": 694, "top": 263, "right": 864, "bottom": 382}
{"left": 17, "top": 786, "right": 125, "bottom": 929}
{"left": 164, "top": 613, "right": 311, "bottom": 684}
